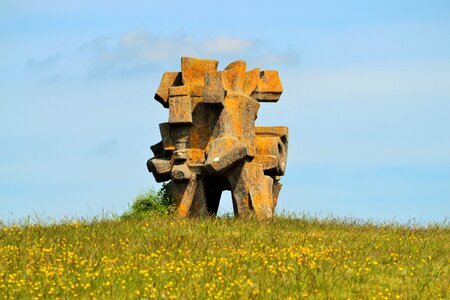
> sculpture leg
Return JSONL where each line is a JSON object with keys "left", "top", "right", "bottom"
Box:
{"left": 168, "top": 176, "right": 207, "bottom": 217}
{"left": 271, "top": 179, "right": 282, "bottom": 214}
{"left": 228, "top": 162, "right": 274, "bottom": 218}
{"left": 189, "top": 177, "right": 208, "bottom": 217}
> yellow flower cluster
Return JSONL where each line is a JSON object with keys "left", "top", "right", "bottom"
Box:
{"left": 0, "top": 218, "right": 448, "bottom": 299}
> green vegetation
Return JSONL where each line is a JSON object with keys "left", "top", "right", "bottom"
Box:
{"left": 0, "top": 214, "right": 448, "bottom": 299}
{"left": 121, "top": 184, "right": 174, "bottom": 218}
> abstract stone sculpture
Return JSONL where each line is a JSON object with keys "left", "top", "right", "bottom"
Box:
{"left": 147, "top": 57, "right": 288, "bottom": 218}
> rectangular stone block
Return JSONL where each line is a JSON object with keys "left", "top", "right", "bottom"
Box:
{"left": 181, "top": 57, "right": 218, "bottom": 87}
{"left": 251, "top": 70, "right": 283, "bottom": 102}
{"left": 172, "top": 149, "right": 205, "bottom": 166}
{"left": 222, "top": 60, "right": 246, "bottom": 92}
{"left": 154, "top": 72, "right": 182, "bottom": 108}
{"left": 186, "top": 149, "right": 206, "bottom": 166}
{"left": 254, "top": 126, "right": 288, "bottom": 175}
{"left": 243, "top": 68, "right": 260, "bottom": 96}
{"left": 147, "top": 158, "right": 173, "bottom": 182}
{"left": 252, "top": 155, "right": 278, "bottom": 173}
{"left": 150, "top": 141, "right": 164, "bottom": 158}
{"left": 169, "top": 95, "right": 193, "bottom": 124}
{"left": 169, "top": 85, "right": 190, "bottom": 97}
{"left": 204, "top": 137, "right": 247, "bottom": 174}
{"left": 203, "top": 71, "right": 225, "bottom": 105}
{"left": 255, "top": 126, "right": 288, "bottom": 145}
{"left": 252, "top": 135, "right": 280, "bottom": 175}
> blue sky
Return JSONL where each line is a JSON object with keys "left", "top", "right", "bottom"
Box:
{"left": 1, "top": 0, "right": 449, "bottom": 223}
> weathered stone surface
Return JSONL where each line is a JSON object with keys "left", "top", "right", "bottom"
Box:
{"left": 147, "top": 158, "right": 173, "bottom": 183}
{"left": 243, "top": 68, "right": 260, "bottom": 96}
{"left": 251, "top": 70, "right": 283, "bottom": 102}
{"left": 203, "top": 71, "right": 226, "bottom": 105}
{"left": 222, "top": 60, "right": 246, "bottom": 92}
{"left": 150, "top": 141, "right": 164, "bottom": 158}
{"left": 171, "top": 163, "right": 192, "bottom": 182}
{"left": 254, "top": 126, "right": 288, "bottom": 175}
{"left": 169, "top": 93, "right": 192, "bottom": 124}
{"left": 181, "top": 57, "right": 218, "bottom": 88}
{"left": 147, "top": 57, "right": 289, "bottom": 218}
{"left": 204, "top": 136, "right": 247, "bottom": 174}
{"left": 155, "top": 72, "right": 182, "bottom": 108}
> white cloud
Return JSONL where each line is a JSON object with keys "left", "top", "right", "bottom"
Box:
{"left": 80, "top": 30, "right": 260, "bottom": 78}
{"left": 25, "top": 54, "right": 62, "bottom": 70}
{"left": 203, "top": 36, "right": 255, "bottom": 54}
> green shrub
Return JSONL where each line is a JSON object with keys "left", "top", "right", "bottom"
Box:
{"left": 122, "top": 183, "right": 174, "bottom": 218}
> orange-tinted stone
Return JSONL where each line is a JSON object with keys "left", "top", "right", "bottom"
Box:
{"left": 243, "top": 68, "right": 260, "bottom": 96}
{"left": 155, "top": 72, "right": 182, "bottom": 108}
{"left": 181, "top": 57, "right": 218, "bottom": 88}
{"left": 148, "top": 57, "right": 288, "bottom": 219}
{"left": 169, "top": 95, "right": 192, "bottom": 124}
{"left": 252, "top": 70, "right": 283, "bottom": 102}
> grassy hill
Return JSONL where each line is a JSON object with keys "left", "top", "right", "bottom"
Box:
{"left": 0, "top": 215, "right": 448, "bottom": 299}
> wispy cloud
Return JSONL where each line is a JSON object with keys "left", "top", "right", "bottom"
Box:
{"left": 25, "top": 54, "right": 62, "bottom": 70}
{"left": 203, "top": 36, "right": 255, "bottom": 54}
{"left": 80, "top": 30, "right": 258, "bottom": 78}
{"left": 23, "top": 30, "right": 298, "bottom": 81}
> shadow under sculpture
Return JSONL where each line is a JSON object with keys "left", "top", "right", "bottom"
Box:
{"left": 147, "top": 57, "right": 288, "bottom": 218}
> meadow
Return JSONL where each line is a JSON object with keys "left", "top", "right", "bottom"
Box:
{"left": 0, "top": 214, "right": 448, "bottom": 299}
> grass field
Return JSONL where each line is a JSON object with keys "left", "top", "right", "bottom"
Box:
{"left": 0, "top": 215, "right": 448, "bottom": 299}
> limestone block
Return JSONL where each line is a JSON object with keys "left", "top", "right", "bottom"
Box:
{"left": 150, "top": 141, "right": 164, "bottom": 158}
{"left": 254, "top": 126, "right": 288, "bottom": 175}
{"left": 170, "top": 125, "right": 191, "bottom": 150}
{"left": 155, "top": 72, "right": 182, "bottom": 108}
{"left": 147, "top": 158, "right": 173, "bottom": 183}
{"left": 171, "top": 163, "right": 192, "bottom": 182}
{"left": 243, "top": 68, "right": 260, "bottom": 96}
{"left": 255, "top": 126, "right": 289, "bottom": 140}
{"left": 251, "top": 155, "right": 278, "bottom": 173}
{"left": 222, "top": 60, "right": 246, "bottom": 92}
{"left": 169, "top": 93, "right": 192, "bottom": 124}
{"left": 218, "top": 94, "right": 259, "bottom": 143}
{"left": 173, "top": 149, "right": 188, "bottom": 162}
{"left": 204, "top": 136, "right": 247, "bottom": 174}
{"left": 253, "top": 136, "right": 282, "bottom": 175}
{"left": 203, "top": 71, "right": 225, "bottom": 105}
{"left": 169, "top": 85, "right": 189, "bottom": 97}
{"left": 251, "top": 70, "right": 283, "bottom": 102}
{"left": 228, "top": 162, "right": 274, "bottom": 218}
{"left": 181, "top": 57, "right": 218, "bottom": 88}
{"left": 173, "top": 149, "right": 206, "bottom": 166}
{"left": 169, "top": 177, "right": 208, "bottom": 217}
{"left": 185, "top": 149, "right": 206, "bottom": 166}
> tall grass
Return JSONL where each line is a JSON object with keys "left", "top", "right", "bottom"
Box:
{"left": 0, "top": 214, "right": 448, "bottom": 299}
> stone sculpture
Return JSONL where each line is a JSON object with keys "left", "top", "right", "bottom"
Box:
{"left": 147, "top": 57, "right": 288, "bottom": 218}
